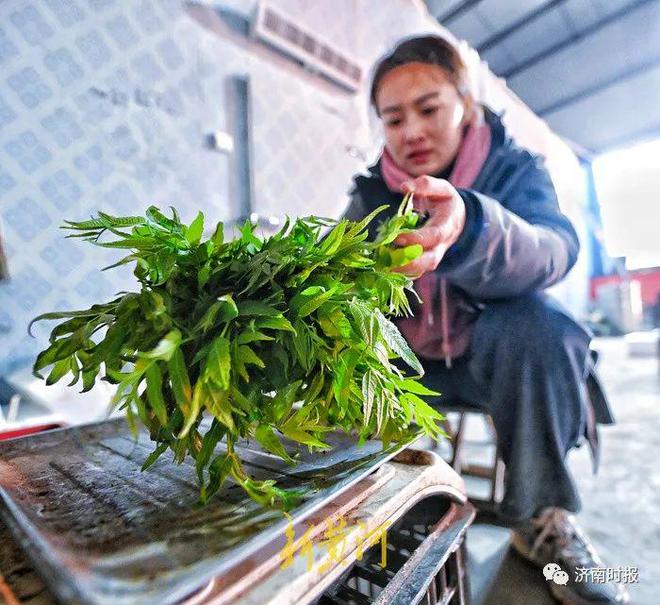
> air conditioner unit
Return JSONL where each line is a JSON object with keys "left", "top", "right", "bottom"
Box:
{"left": 253, "top": 1, "right": 363, "bottom": 93}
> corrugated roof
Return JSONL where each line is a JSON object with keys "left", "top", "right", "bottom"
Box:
{"left": 426, "top": 0, "right": 660, "bottom": 154}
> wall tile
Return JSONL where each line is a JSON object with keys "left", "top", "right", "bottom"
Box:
{"left": 10, "top": 5, "right": 55, "bottom": 46}
{"left": 4, "top": 131, "right": 53, "bottom": 174}
{"left": 7, "top": 68, "right": 53, "bottom": 109}
{"left": 44, "top": 0, "right": 87, "bottom": 28}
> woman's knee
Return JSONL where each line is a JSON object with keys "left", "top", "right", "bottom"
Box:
{"left": 472, "top": 293, "right": 590, "bottom": 361}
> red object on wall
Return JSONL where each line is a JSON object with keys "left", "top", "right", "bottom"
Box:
{"left": 0, "top": 423, "right": 64, "bottom": 441}
{"left": 590, "top": 267, "right": 660, "bottom": 306}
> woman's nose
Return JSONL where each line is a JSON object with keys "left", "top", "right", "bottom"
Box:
{"left": 402, "top": 117, "right": 424, "bottom": 143}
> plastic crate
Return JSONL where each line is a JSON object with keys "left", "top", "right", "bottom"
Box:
{"left": 318, "top": 495, "right": 472, "bottom": 605}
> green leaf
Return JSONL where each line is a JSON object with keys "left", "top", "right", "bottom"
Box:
{"left": 168, "top": 348, "right": 192, "bottom": 416}
{"left": 375, "top": 389, "right": 395, "bottom": 436}
{"left": 373, "top": 309, "right": 423, "bottom": 375}
{"left": 238, "top": 301, "right": 282, "bottom": 317}
{"left": 141, "top": 442, "right": 169, "bottom": 471}
{"left": 180, "top": 380, "right": 204, "bottom": 438}
{"left": 205, "top": 387, "right": 235, "bottom": 431}
{"left": 403, "top": 392, "right": 445, "bottom": 438}
{"left": 290, "top": 287, "right": 336, "bottom": 318}
{"left": 80, "top": 364, "right": 100, "bottom": 393}
{"left": 255, "top": 425, "right": 295, "bottom": 464}
{"left": 255, "top": 316, "right": 295, "bottom": 332}
{"left": 229, "top": 385, "right": 254, "bottom": 413}
{"left": 185, "top": 211, "right": 204, "bottom": 246}
{"left": 139, "top": 330, "right": 181, "bottom": 361}
{"left": 291, "top": 321, "right": 313, "bottom": 371}
{"left": 203, "top": 453, "right": 234, "bottom": 502}
{"left": 145, "top": 364, "right": 168, "bottom": 425}
{"left": 269, "top": 380, "right": 302, "bottom": 423}
{"left": 361, "top": 370, "right": 377, "bottom": 426}
{"left": 67, "top": 355, "right": 81, "bottom": 387}
{"left": 398, "top": 192, "right": 414, "bottom": 217}
{"left": 146, "top": 206, "right": 184, "bottom": 234}
{"left": 333, "top": 349, "right": 360, "bottom": 409}
{"left": 33, "top": 336, "right": 84, "bottom": 376}
{"left": 319, "top": 221, "right": 346, "bottom": 255}
{"left": 204, "top": 336, "right": 232, "bottom": 389}
{"left": 45, "top": 358, "right": 72, "bottom": 386}
{"left": 196, "top": 295, "right": 239, "bottom": 332}
{"left": 239, "top": 221, "right": 263, "bottom": 250}
{"left": 211, "top": 222, "right": 224, "bottom": 249}
{"left": 237, "top": 345, "right": 265, "bottom": 370}
{"left": 397, "top": 379, "right": 441, "bottom": 397}
{"left": 382, "top": 244, "right": 423, "bottom": 268}
{"left": 198, "top": 263, "right": 211, "bottom": 289}
{"left": 349, "top": 302, "right": 376, "bottom": 347}
{"left": 236, "top": 330, "right": 274, "bottom": 345}
{"left": 280, "top": 425, "right": 329, "bottom": 449}
{"left": 196, "top": 420, "right": 226, "bottom": 483}
{"left": 29, "top": 307, "right": 114, "bottom": 336}
{"left": 304, "top": 371, "right": 325, "bottom": 405}
{"left": 345, "top": 205, "right": 387, "bottom": 238}
{"left": 317, "top": 306, "right": 352, "bottom": 339}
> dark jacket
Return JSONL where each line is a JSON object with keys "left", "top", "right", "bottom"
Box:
{"left": 344, "top": 107, "right": 614, "bottom": 430}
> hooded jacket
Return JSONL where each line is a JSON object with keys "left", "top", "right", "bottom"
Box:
{"left": 343, "top": 106, "right": 614, "bottom": 433}
{"left": 345, "top": 106, "right": 580, "bottom": 299}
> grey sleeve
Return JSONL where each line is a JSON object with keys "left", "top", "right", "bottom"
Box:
{"left": 438, "top": 155, "right": 580, "bottom": 299}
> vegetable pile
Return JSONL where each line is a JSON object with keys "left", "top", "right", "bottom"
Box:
{"left": 32, "top": 196, "right": 444, "bottom": 508}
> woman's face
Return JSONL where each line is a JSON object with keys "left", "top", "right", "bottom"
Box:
{"left": 375, "top": 62, "right": 470, "bottom": 177}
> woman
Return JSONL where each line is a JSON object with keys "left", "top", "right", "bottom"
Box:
{"left": 344, "top": 35, "right": 627, "bottom": 605}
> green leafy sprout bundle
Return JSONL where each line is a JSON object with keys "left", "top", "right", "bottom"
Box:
{"left": 31, "top": 195, "right": 444, "bottom": 508}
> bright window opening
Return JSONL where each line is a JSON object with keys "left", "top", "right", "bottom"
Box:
{"left": 592, "top": 138, "right": 660, "bottom": 270}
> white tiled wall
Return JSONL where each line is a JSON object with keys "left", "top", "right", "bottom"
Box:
{"left": 0, "top": 0, "right": 589, "bottom": 378}
{"left": 0, "top": 0, "right": 418, "bottom": 373}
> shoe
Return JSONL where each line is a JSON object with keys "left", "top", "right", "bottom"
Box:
{"left": 511, "top": 507, "right": 630, "bottom": 604}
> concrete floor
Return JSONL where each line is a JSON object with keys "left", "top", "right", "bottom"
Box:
{"left": 458, "top": 337, "right": 660, "bottom": 605}
{"left": 562, "top": 337, "right": 660, "bottom": 604}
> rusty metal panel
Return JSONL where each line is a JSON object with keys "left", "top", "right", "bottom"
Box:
{"left": 0, "top": 419, "right": 416, "bottom": 605}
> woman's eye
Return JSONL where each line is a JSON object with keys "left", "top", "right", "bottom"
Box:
{"left": 386, "top": 118, "right": 402, "bottom": 127}
{"left": 421, "top": 107, "right": 438, "bottom": 115}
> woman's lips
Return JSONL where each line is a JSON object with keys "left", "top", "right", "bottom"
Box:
{"left": 407, "top": 150, "right": 432, "bottom": 165}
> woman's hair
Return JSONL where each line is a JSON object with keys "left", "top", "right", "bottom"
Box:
{"left": 370, "top": 35, "right": 468, "bottom": 115}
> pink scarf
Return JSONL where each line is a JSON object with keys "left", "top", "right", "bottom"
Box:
{"left": 381, "top": 108, "right": 491, "bottom": 366}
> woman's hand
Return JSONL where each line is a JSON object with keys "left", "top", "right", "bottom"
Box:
{"left": 392, "top": 176, "right": 466, "bottom": 279}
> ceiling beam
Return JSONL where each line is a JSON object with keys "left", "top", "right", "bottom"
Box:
{"left": 438, "top": 0, "right": 486, "bottom": 25}
{"left": 477, "top": 0, "right": 569, "bottom": 54}
{"left": 538, "top": 54, "right": 660, "bottom": 116}
{"left": 500, "top": 0, "right": 657, "bottom": 79}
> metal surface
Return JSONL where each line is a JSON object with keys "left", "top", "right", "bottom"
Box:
{"left": 0, "top": 418, "right": 418, "bottom": 605}
{"left": 476, "top": 0, "right": 568, "bottom": 54}
{"left": 437, "top": 0, "right": 486, "bottom": 25}
{"left": 500, "top": 0, "right": 656, "bottom": 79}
{"left": 536, "top": 55, "right": 660, "bottom": 116}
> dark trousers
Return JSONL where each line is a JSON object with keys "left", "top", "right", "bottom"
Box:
{"left": 419, "top": 293, "right": 591, "bottom": 523}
